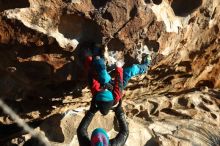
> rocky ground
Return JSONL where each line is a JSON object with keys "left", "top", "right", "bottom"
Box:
{"left": 0, "top": 0, "right": 219, "bottom": 146}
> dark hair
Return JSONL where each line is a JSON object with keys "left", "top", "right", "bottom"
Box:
{"left": 96, "top": 100, "right": 114, "bottom": 115}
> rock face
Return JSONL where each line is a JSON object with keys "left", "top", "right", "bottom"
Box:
{"left": 0, "top": 0, "right": 220, "bottom": 146}
{"left": 9, "top": 89, "right": 220, "bottom": 146}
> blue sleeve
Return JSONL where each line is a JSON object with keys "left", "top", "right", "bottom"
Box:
{"left": 93, "top": 58, "right": 111, "bottom": 85}
{"left": 123, "top": 63, "right": 149, "bottom": 87}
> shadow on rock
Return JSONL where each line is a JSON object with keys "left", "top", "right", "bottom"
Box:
{"left": 91, "top": 0, "right": 109, "bottom": 9}
{"left": 23, "top": 137, "right": 46, "bottom": 146}
{"left": 40, "top": 114, "right": 64, "bottom": 143}
{"left": 144, "top": 137, "right": 160, "bottom": 146}
{"left": 0, "top": 40, "right": 88, "bottom": 118}
{"left": 162, "top": 87, "right": 199, "bottom": 96}
{"left": 0, "top": 120, "right": 42, "bottom": 144}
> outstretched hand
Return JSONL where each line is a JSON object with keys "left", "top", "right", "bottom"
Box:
{"left": 89, "top": 98, "right": 98, "bottom": 114}
{"left": 113, "top": 99, "right": 124, "bottom": 115}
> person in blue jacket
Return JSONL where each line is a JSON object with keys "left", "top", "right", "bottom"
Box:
{"left": 83, "top": 46, "right": 152, "bottom": 116}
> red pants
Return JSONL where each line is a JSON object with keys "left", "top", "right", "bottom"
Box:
{"left": 85, "top": 56, "right": 123, "bottom": 103}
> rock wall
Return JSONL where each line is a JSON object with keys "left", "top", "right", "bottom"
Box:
{"left": 0, "top": 0, "right": 220, "bottom": 145}
{"left": 0, "top": 0, "right": 219, "bottom": 93}
{"left": 6, "top": 89, "right": 220, "bottom": 146}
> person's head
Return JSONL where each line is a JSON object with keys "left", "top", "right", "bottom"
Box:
{"left": 91, "top": 128, "right": 109, "bottom": 146}
{"left": 95, "top": 90, "right": 114, "bottom": 115}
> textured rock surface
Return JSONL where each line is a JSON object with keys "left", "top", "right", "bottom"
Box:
{"left": 6, "top": 89, "right": 220, "bottom": 146}
{"left": 0, "top": 0, "right": 220, "bottom": 145}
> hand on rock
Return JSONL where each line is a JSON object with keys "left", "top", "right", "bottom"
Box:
{"left": 143, "top": 54, "right": 152, "bottom": 65}
{"left": 146, "top": 54, "right": 152, "bottom": 61}
{"left": 116, "top": 60, "right": 124, "bottom": 68}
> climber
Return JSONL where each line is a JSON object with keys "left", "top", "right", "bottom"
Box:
{"left": 83, "top": 45, "right": 151, "bottom": 115}
{"left": 77, "top": 99, "right": 129, "bottom": 146}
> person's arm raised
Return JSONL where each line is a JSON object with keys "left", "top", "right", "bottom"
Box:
{"left": 77, "top": 99, "right": 98, "bottom": 146}
{"left": 110, "top": 100, "right": 129, "bottom": 145}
